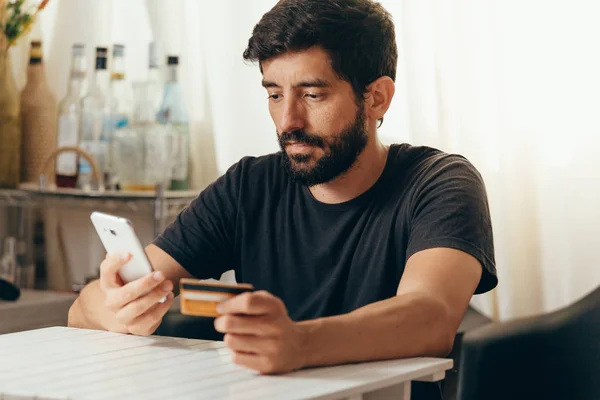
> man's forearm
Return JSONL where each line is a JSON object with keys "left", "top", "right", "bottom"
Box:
{"left": 68, "top": 280, "right": 127, "bottom": 333}
{"left": 298, "top": 293, "right": 455, "bottom": 368}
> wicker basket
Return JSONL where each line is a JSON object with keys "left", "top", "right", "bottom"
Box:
{"left": 38, "top": 146, "right": 103, "bottom": 191}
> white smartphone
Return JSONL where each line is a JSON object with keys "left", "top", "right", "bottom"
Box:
{"left": 90, "top": 211, "right": 166, "bottom": 302}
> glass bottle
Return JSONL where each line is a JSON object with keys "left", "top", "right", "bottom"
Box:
{"left": 79, "top": 47, "right": 110, "bottom": 191}
{"left": 157, "top": 55, "right": 189, "bottom": 190}
{"left": 148, "top": 42, "right": 161, "bottom": 105}
{"left": 0, "top": 237, "right": 17, "bottom": 285}
{"left": 113, "top": 81, "right": 172, "bottom": 191}
{"left": 109, "top": 44, "right": 133, "bottom": 129}
{"left": 56, "top": 43, "right": 87, "bottom": 188}
{"left": 20, "top": 40, "right": 58, "bottom": 185}
{"left": 108, "top": 44, "right": 133, "bottom": 189}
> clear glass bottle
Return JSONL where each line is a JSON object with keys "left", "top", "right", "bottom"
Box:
{"left": 0, "top": 237, "right": 17, "bottom": 285}
{"left": 79, "top": 47, "right": 110, "bottom": 191}
{"left": 113, "top": 81, "right": 172, "bottom": 191}
{"left": 108, "top": 44, "right": 134, "bottom": 189}
{"left": 147, "top": 42, "right": 161, "bottom": 106}
{"left": 157, "top": 55, "right": 189, "bottom": 190}
{"left": 56, "top": 43, "right": 86, "bottom": 188}
{"left": 109, "top": 44, "right": 133, "bottom": 129}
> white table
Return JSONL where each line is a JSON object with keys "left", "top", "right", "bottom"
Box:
{"left": 0, "top": 327, "right": 452, "bottom": 400}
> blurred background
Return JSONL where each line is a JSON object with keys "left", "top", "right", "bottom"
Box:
{"left": 0, "top": 0, "right": 599, "bottom": 325}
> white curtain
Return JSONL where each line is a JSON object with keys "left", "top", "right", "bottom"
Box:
{"left": 385, "top": 0, "right": 600, "bottom": 319}
{"left": 13, "top": 0, "right": 600, "bottom": 320}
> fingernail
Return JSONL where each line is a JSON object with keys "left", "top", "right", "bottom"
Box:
{"left": 120, "top": 253, "right": 130, "bottom": 261}
{"left": 153, "top": 271, "right": 163, "bottom": 281}
{"left": 216, "top": 304, "right": 224, "bottom": 313}
{"left": 167, "top": 292, "right": 174, "bottom": 300}
{"left": 161, "top": 281, "right": 172, "bottom": 291}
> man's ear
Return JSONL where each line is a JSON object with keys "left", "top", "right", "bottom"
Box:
{"left": 363, "top": 76, "right": 395, "bottom": 125}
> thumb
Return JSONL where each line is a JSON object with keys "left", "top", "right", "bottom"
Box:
{"left": 99, "top": 253, "right": 130, "bottom": 290}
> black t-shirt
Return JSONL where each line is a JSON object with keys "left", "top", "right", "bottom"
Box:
{"left": 155, "top": 143, "right": 497, "bottom": 309}
{"left": 154, "top": 143, "right": 497, "bottom": 399}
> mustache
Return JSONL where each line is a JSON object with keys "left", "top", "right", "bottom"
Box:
{"left": 278, "top": 130, "right": 325, "bottom": 148}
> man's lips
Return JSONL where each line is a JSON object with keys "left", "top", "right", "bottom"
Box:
{"left": 285, "top": 142, "right": 315, "bottom": 152}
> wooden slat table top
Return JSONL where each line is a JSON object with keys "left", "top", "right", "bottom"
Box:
{"left": 0, "top": 327, "right": 452, "bottom": 400}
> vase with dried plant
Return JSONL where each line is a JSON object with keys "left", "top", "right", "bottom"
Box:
{"left": 0, "top": 0, "right": 50, "bottom": 188}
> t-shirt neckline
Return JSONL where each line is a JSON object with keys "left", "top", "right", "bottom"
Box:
{"left": 297, "top": 144, "right": 400, "bottom": 210}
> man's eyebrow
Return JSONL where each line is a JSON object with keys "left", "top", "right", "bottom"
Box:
{"left": 261, "top": 80, "right": 280, "bottom": 88}
{"left": 294, "top": 79, "right": 330, "bottom": 88}
{"left": 261, "top": 79, "right": 331, "bottom": 88}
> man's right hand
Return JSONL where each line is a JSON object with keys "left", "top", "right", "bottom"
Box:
{"left": 100, "top": 253, "right": 175, "bottom": 336}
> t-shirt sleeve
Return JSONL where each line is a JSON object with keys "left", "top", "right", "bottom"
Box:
{"left": 405, "top": 154, "right": 498, "bottom": 294}
{"left": 152, "top": 161, "right": 242, "bottom": 280}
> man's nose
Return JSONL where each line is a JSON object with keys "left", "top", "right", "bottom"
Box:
{"left": 279, "top": 98, "right": 305, "bottom": 134}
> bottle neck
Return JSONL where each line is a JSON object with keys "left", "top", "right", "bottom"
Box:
{"left": 68, "top": 63, "right": 86, "bottom": 96}
{"left": 26, "top": 63, "right": 46, "bottom": 85}
{"left": 166, "top": 65, "right": 178, "bottom": 83}
{"left": 148, "top": 67, "right": 160, "bottom": 84}
{"left": 91, "top": 68, "right": 110, "bottom": 92}
{"left": 111, "top": 55, "right": 125, "bottom": 81}
{"left": 67, "top": 76, "right": 84, "bottom": 97}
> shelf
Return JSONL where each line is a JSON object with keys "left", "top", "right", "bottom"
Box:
{"left": 0, "top": 185, "right": 198, "bottom": 217}
{"left": 0, "top": 189, "right": 37, "bottom": 207}
{"left": 17, "top": 182, "right": 198, "bottom": 199}
{"left": 0, "top": 186, "right": 200, "bottom": 291}
{"left": 0, "top": 289, "right": 77, "bottom": 335}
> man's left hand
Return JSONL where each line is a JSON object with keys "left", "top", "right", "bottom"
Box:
{"left": 214, "top": 290, "right": 308, "bottom": 374}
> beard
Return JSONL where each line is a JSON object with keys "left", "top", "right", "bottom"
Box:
{"left": 278, "top": 107, "right": 368, "bottom": 186}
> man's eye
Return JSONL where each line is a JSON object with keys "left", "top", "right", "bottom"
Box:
{"left": 268, "top": 94, "right": 282, "bottom": 101}
{"left": 305, "top": 93, "right": 322, "bottom": 100}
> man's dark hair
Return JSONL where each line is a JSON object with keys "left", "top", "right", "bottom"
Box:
{"left": 243, "top": 0, "right": 398, "bottom": 126}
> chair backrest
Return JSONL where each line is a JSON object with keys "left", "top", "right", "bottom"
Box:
{"left": 457, "top": 285, "right": 600, "bottom": 400}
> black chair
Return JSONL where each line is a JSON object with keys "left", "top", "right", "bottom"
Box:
{"left": 457, "top": 285, "right": 600, "bottom": 400}
{"left": 441, "top": 305, "right": 493, "bottom": 400}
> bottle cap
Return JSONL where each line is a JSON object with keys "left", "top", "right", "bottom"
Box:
{"left": 95, "top": 47, "right": 108, "bottom": 70}
{"left": 29, "top": 40, "right": 42, "bottom": 64}
{"left": 96, "top": 47, "right": 108, "bottom": 57}
{"left": 72, "top": 43, "right": 85, "bottom": 56}
{"left": 113, "top": 44, "right": 125, "bottom": 57}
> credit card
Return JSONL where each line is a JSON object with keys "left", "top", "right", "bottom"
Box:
{"left": 179, "top": 278, "right": 254, "bottom": 317}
